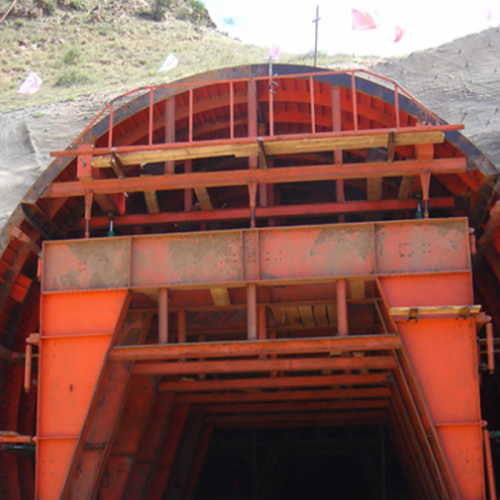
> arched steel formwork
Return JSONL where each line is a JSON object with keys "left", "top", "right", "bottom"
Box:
{"left": 0, "top": 64, "right": 499, "bottom": 499}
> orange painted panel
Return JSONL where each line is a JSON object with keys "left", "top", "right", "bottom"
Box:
{"left": 397, "top": 319, "right": 480, "bottom": 423}
{"left": 41, "top": 290, "right": 129, "bottom": 335}
{"left": 36, "top": 439, "right": 76, "bottom": 500}
{"left": 38, "top": 336, "right": 112, "bottom": 437}
{"left": 36, "top": 290, "right": 129, "bottom": 500}
{"left": 438, "top": 424, "right": 485, "bottom": 500}
{"left": 379, "top": 274, "right": 473, "bottom": 307}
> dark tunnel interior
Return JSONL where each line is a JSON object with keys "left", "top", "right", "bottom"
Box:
{"left": 194, "top": 425, "right": 411, "bottom": 500}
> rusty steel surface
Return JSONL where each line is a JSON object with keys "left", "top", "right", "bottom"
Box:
{"left": 42, "top": 218, "right": 471, "bottom": 293}
{"left": 0, "top": 65, "right": 499, "bottom": 500}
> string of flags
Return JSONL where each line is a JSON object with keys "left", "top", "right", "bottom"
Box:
{"left": 352, "top": 8, "right": 405, "bottom": 43}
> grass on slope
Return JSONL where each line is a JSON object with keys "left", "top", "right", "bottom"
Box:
{"left": 0, "top": 0, "right": 365, "bottom": 112}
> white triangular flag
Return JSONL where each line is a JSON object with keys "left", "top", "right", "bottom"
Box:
{"left": 157, "top": 53, "right": 178, "bottom": 73}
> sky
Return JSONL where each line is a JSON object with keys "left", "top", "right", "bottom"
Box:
{"left": 203, "top": 0, "right": 500, "bottom": 57}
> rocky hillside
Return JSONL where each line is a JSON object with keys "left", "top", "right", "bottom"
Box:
{"left": 0, "top": 0, "right": 360, "bottom": 112}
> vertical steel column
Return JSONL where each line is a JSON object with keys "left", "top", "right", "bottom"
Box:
{"left": 229, "top": 81, "right": 234, "bottom": 139}
{"left": 184, "top": 159, "right": 192, "bottom": 210}
{"left": 351, "top": 71, "right": 358, "bottom": 131}
{"left": 178, "top": 310, "right": 186, "bottom": 344}
{"left": 149, "top": 88, "right": 154, "bottom": 146}
{"left": 247, "top": 284, "right": 257, "bottom": 340}
{"left": 394, "top": 84, "right": 401, "bottom": 128}
{"left": 332, "top": 86, "right": 345, "bottom": 223}
{"left": 483, "top": 426, "right": 497, "bottom": 500}
{"left": 337, "top": 279, "right": 348, "bottom": 335}
{"left": 309, "top": 75, "right": 316, "bottom": 134}
{"left": 486, "top": 322, "right": 495, "bottom": 373}
{"left": 258, "top": 306, "right": 266, "bottom": 340}
{"left": 188, "top": 85, "right": 193, "bottom": 143}
{"left": 165, "top": 98, "right": 175, "bottom": 175}
{"left": 108, "top": 104, "right": 114, "bottom": 148}
{"left": 159, "top": 288, "right": 168, "bottom": 344}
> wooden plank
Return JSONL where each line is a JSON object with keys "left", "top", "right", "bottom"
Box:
{"left": 389, "top": 305, "right": 481, "bottom": 317}
{"left": 144, "top": 191, "right": 160, "bottom": 214}
{"left": 313, "top": 305, "right": 328, "bottom": 327}
{"left": 350, "top": 280, "right": 365, "bottom": 300}
{"left": 110, "top": 152, "right": 126, "bottom": 179}
{"left": 194, "top": 187, "right": 214, "bottom": 210}
{"left": 327, "top": 304, "right": 337, "bottom": 327}
{"left": 398, "top": 176, "right": 413, "bottom": 199}
{"left": 91, "top": 131, "right": 445, "bottom": 168}
{"left": 367, "top": 178, "right": 382, "bottom": 201}
{"left": 284, "top": 306, "right": 302, "bottom": 328}
{"left": 298, "top": 305, "right": 315, "bottom": 328}
{"left": 210, "top": 288, "right": 230, "bottom": 306}
{"left": 271, "top": 307, "right": 287, "bottom": 326}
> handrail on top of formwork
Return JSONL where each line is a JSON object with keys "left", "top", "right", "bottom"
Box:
{"left": 70, "top": 68, "right": 441, "bottom": 151}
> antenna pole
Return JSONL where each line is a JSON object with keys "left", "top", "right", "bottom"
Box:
{"left": 313, "top": 5, "right": 321, "bottom": 67}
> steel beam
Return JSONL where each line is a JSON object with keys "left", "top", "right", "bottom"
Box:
{"left": 193, "top": 399, "right": 390, "bottom": 414}
{"left": 110, "top": 335, "right": 402, "bottom": 361}
{"left": 88, "top": 197, "right": 457, "bottom": 229}
{"left": 42, "top": 158, "right": 467, "bottom": 198}
{"left": 176, "top": 387, "right": 391, "bottom": 404}
{"left": 158, "top": 373, "right": 388, "bottom": 393}
{"left": 132, "top": 355, "right": 397, "bottom": 375}
{"left": 42, "top": 219, "right": 471, "bottom": 293}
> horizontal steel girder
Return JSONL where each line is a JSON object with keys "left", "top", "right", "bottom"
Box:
{"left": 42, "top": 158, "right": 466, "bottom": 198}
{"left": 110, "top": 334, "right": 401, "bottom": 361}
{"left": 42, "top": 218, "right": 471, "bottom": 293}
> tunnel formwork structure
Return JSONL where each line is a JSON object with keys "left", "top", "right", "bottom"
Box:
{"left": 0, "top": 65, "right": 499, "bottom": 500}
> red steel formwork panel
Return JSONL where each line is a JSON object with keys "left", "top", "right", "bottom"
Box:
{"left": 36, "top": 218, "right": 489, "bottom": 500}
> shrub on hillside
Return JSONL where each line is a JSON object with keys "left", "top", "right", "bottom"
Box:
{"left": 152, "top": 0, "right": 173, "bottom": 21}
{"left": 62, "top": 47, "right": 82, "bottom": 65}
{"left": 55, "top": 68, "right": 94, "bottom": 86}
{"left": 188, "top": 0, "right": 206, "bottom": 15}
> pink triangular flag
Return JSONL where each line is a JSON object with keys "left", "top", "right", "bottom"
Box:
{"left": 352, "top": 9, "right": 378, "bottom": 31}
{"left": 17, "top": 71, "right": 42, "bottom": 95}
{"left": 395, "top": 25, "right": 406, "bottom": 43}
{"left": 268, "top": 44, "right": 281, "bottom": 61}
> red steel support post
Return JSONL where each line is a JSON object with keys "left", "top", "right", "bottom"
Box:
{"left": 483, "top": 426, "right": 497, "bottom": 500}
{"left": 332, "top": 86, "right": 345, "bottom": 222}
{"left": 165, "top": 98, "right": 175, "bottom": 175}
{"left": 184, "top": 159, "right": 192, "bottom": 210}
{"left": 178, "top": 310, "right": 186, "bottom": 344}
{"left": 337, "top": 279, "right": 348, "bottom": 335}
{"left": 486, "top": 322, "right": 495, "bottom": 374}
{"left": 247, "top": 283, "right": 257, "bottom": 340}
{"left": 159, "top": 288, "right": 168, "bottom": 344}
{"left": 258, "top": 306, "right": 266, "bottom": 340}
